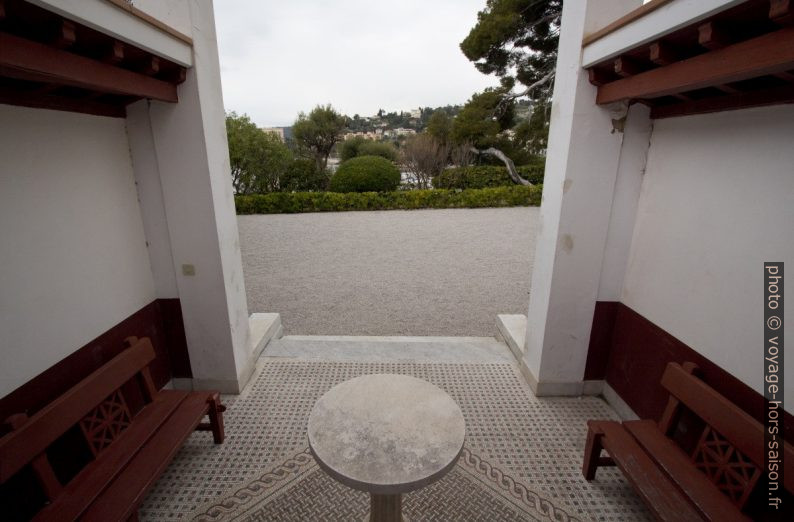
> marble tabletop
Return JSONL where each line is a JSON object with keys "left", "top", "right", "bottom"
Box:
{"left": 307, "top": 374, "right": 466, "bottom": 495}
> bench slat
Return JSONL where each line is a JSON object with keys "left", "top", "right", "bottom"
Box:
{"left": 592, "top": 420, "right": 704, "bottom": 522}
{"left": 661, "top": 363, "right": 765, "bottom": 468}
{"left": 624, "top": 420, "right": 750, "bottom": 522}
{"left": 32, "top": 390, "right": 189, "bottom": 522}
{"left": 0, "top": 340, "right": 156, "bottom": 483}
{"left": 79, "top": 392, "right": 212, "bottom": 522}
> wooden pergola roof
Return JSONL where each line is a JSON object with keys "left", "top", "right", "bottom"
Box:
{"left": 584, "top": 0, "right": 794, "bottom": 118}
{"left": 0, "top": 0, "right": 187, "bottom": 118}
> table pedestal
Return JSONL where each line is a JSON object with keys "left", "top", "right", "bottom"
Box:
{"left": 309, "top": 374, "right": 464, "bottom": 522}
{"left": 369, "top": 493, "right": 403, "bottom": 522}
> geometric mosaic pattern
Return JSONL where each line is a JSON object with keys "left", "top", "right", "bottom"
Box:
{"left": 692, "top": 426, "right": 760, "bottom": 508}
{"left": 79, "top": 389, "right": 133, "bottom": 456}
{"left": 189, "top": 447, "right": 584, "bottom": 521}
{"left": 140, "top": 360, "right": 652, "bottom": 521}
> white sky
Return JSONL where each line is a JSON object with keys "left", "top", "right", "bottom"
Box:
{"left": 213, "top": 0, "right": 499, "bottom": 127}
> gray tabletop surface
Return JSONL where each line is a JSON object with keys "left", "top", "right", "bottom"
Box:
{"left": 308, "top": 374, "right": 466, "bottom": 494}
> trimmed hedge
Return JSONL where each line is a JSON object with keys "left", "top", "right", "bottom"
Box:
{"left": 433, "top": 162, "right": 545, "bottom": 189}
{"left": 329, "top": 155, "right": 401, "bottom": 193}
{"left": 236, "top": 185, "right": 542, "bottom": 214}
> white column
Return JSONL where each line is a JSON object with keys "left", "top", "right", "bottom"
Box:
{"left": 522, "top": 0, "right": 643, "bottom": 395}
{"left": 129, "top": 0, "right": 252, "bottom": 393}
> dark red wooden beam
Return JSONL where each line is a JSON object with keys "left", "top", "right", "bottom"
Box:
{"left": 775, "top": 70, "right": 794, "bottom": 82}
{"left": 0, "top": 87, "right": 126, "bottom": 118}
{"left": 596, "top": 27, "right": 794, "bottom": 104}
{"left": 650, "top": 84, "right": 794, "bottom": 118}
{"left": 0, "top": 32, "right": 177, "bottom": 102}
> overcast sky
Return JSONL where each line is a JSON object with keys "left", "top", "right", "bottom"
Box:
{"left": 213, "top": 0, "right": 498, "bottom": 127}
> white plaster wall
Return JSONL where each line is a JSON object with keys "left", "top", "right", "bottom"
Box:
{"left": 0, "top": 105, "right": 156, "bottom": 396}
{"left": 622, "top": 105, "right": 794, "bottom": 409}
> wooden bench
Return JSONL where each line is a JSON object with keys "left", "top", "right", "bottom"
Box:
{"left": 583, "top": 362, "right": 794, "bottom": 521}
{"left": 0, "top": 336, "right": 226, "bottom": 521}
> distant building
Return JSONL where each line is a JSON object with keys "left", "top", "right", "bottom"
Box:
{"left": 261, "top": 127, "right": 285, "bottom": 142}
{"left": 409, "top": 108, "right": 421, "bottom": 119}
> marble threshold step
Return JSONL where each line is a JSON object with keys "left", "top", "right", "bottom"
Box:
{"left": 261, "top": 335, "right": 515, "bottom": 364}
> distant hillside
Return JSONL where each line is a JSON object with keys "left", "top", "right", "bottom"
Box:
{"left": 272, "top": 105, "right": 461, "bottom": 143}
{"left": 345, "top": 105, "right": 461, "bottom": 134}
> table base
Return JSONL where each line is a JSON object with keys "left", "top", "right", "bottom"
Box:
{"left": 368, "top": 493, "right": 408, "bottom": 522}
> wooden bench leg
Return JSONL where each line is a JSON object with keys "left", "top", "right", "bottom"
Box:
{"left": 207, "top": 393, "right": 225, "bottom": 444}
{"left": 583, "top": 422, "right": 605, "bottom": 480}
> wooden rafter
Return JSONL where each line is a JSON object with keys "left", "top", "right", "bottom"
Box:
{"left": 614, "top": 56, "right": 642, "bottom": 77}
{"left": 697, "top": 22, "right": 729, "bottom": 50}
{"left": 649, "top": 41, "right": 676, "bottom": 66}
{"left": 0, "top": 86, "right": 126, "bottom": 117}
{"left": 650, "top": 84, "right": 794, "bottom": 118}
{"left": 596, "top": 27, "right": 794, "bottom": 105}
{"left": 52, "top": 19, "right": 75, "bottom": 49}
{"left": 0, "top": 31, "right": 177, "bottom": 102}
{"left": 770, "top": 0, "right": 793, "bottom": 26}
{"left": 103, "top": 40, "right": 124, "bottom": 64}
{"left": 141, "top": 56, "right": 160, "bottom": 76}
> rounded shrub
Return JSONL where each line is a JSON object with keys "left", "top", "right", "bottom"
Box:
{"left": 329, "top": 155, "right": 401, "bottom": 193}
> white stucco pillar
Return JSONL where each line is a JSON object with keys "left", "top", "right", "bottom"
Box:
{"left": 128, "top": 0, "right": 252, "bottom": 393}
{"left": 522, "top": 0, "right": 644, "bottom": 395}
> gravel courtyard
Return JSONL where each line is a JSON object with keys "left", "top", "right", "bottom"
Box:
{"left": 239, "top": 207, "right": 539, "bottom": 336}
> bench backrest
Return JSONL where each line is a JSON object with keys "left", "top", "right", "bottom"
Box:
{"left": 659, "top": 362, "right": 794, "bottom": 508}
{"left": 0, "top": 337, "right": 157, "bottom": 495}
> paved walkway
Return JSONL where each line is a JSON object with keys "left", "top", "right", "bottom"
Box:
{"left": 239, "top": 207, "right": 539, "bottom": 337}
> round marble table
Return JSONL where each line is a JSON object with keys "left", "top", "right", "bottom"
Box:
{"left": 308, "top": 374, "right": 466, "bottom": 522}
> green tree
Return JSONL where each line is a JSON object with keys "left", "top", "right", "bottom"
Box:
{"left": 226, "top": 112, "right": 292, "bottom": 194}
{"left": 358, "top": 141, "right": 398, "bottom": 162}
{"left": 460, "top": 0, "right": 560, "bottom": 103}
{"left": 339, "top": 136, "right": 367, "bottom": 162}
{"left": 340, "top": 137, "right": 398, "bottom": 163}
{"left": 458, "top": 0, "right": 560, "bottom": 181}
{"left": 292, "top": 104, "right": 346, "bottom": 172}
{"left": 426, "top": 110, "right": 453, "bottom": 145}
{"left": 280, "top": 158, "right": 329, "bottom": 192}
{"left": 451, "top": 88, "right": 514, "bottom": 148}
{"left": 513, "top": 103, "right": 550, "bottom": 156}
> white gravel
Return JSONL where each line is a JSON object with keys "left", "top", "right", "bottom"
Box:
{"left": 238, "top": 207, "right": 539, "bottom": 337}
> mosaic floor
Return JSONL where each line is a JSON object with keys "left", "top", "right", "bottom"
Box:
{"left": 140, "top": 355, "right": 652, "bottom": 521}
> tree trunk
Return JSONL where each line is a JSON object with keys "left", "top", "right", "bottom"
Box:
{"left": 472, "top": 147, "right": 532, "bottom": 186}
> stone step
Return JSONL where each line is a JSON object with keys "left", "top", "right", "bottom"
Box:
{"left": 262, "top": 335, "right": 514, "bottom": 363}
{"left": 496, "top": 314, "right": 526, "bottom": 360}
{"left": 249, "top": 313, "right": 283, "bottom": 361}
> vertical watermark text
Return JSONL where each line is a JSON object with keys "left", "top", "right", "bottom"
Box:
{"left": 764, "top": 262, "right": 784, "bottom": 511}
